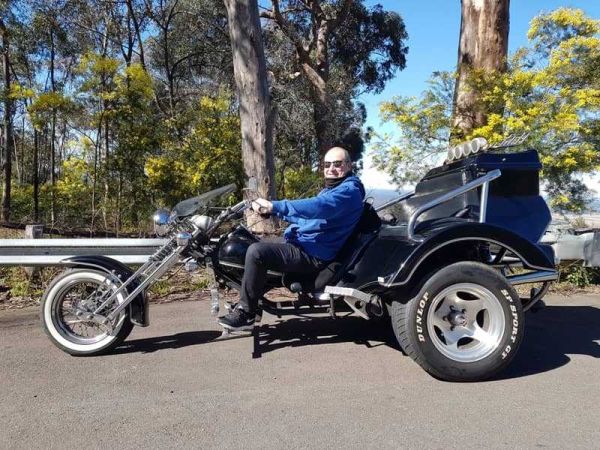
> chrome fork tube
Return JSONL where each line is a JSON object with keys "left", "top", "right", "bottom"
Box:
{"left": 106, "top": 247, "right": 184, "bottom": 320}
{"left": 92, "top": 237, "right": 181, "bottom": 318}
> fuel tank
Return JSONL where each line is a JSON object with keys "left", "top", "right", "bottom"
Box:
{"left": 218, "top": 225, "right": 259, "bottom": 269}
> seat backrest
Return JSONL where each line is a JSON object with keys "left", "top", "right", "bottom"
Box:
{"left": 388, "top": 149, "right": 551, "bottom": 243}
{"left": 393, "top": 169, "right": 479, "bottom": 225}
{"left": 283, "top": 203, "right": 381, "bottom": 292}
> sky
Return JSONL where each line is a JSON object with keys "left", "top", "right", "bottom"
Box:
{"left": 358, "top": 0, "right": 600, "bottom": 192}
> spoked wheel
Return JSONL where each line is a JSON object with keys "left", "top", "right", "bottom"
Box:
{"left": 390, "top": 262, "right": 524, "bottom": 382}
{"left": 41, "top": 269, "right": 133, "bottom": 356}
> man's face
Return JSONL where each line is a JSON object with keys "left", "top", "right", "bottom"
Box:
{"left": 323, "top": 149, "right": 351, "bottom": 179}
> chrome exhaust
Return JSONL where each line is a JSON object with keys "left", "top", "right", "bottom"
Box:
{"left": 506, "top": 270, "right": 558, "bottom": 286}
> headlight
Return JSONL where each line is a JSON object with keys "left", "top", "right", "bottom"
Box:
{"left": 191, "top": 214, "right": 214, "bottom": 231}
{"left": 153, "top": 208, "right": 171, "bottom": 236}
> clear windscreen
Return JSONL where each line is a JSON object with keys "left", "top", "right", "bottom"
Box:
{"left": 172, "top": 184, "right": 237, "bottom": 218}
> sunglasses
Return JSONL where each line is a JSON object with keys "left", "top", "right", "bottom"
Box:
{"left": 323, "top": 160, "right": 348, "bottom": 169}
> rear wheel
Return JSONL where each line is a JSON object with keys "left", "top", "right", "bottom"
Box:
{"left": 390, "top": 262, "right": 523, "bottom": 382}
{"left": 41, "top": 269, "right": 133, "bottom": 356}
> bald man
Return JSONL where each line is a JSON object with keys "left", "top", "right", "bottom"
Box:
{"left": 218, "top": 147, "right": 365, "bottom": 331}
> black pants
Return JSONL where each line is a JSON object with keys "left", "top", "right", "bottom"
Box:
{"left": 239, "top": 239, "right": 322, "bottom": 314}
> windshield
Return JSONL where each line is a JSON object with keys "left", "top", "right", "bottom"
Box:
{"left": 172, "top": 184, "right": 237, "bottom": 217}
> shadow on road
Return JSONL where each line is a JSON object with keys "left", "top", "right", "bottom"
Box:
{"left": 113, "top": 330, "right": 224, "bottom": 354}
{"left": 112, "top": 304, "right": 600, "bottom": 380}
{"left": 256, "top": 315, "right": 399, "bottom": 353}
{"left": 497, "top": 305, "right": 600, "bottom": 380}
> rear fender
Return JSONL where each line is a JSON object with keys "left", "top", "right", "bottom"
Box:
{"left": 379, "top": 223, "right": 555, "bottom": 289}
{"left": 61, "top": 255, "right": 149, "bottom": 327}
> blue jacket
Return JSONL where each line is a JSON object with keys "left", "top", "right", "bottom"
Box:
{"left": 271, "top": 176, "right": 365, "bottom": 261}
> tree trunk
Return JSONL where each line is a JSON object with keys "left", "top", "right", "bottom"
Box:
{"left": 223, "top": 0, "right": 277, "bottom": 233}
{"left": 312, "top": 92, "right": 334, "bottom": 155}
{"left": 125, "top": 0, "right": 146, "bottom": 69}
{"left": 50, "top": 29, "right": 57, "bottom": 224}
{"left": 33, "top": 129, "right": 39, "bottom": 222}
{"left": 1, "top": 17, "right": 13, "bottom": 222}
{"left": 451, "top": 0, "right": 510, "bottom": 139}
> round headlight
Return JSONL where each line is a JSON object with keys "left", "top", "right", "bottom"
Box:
{"left": 153, "top": 208, "right": 171, "bottom": 236}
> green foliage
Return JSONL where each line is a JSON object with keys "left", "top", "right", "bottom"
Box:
{"left": 278, "top": 166, "right": 322, "bottom": 199}
{"left": 373, "top": 72, "right": 455, "bottom": 184}
{"left": 1, "top": 268, "right": 43, "bottom": 298}
{"left": 145, "top": 93, "right": 243, "bottom": 206}
{"left": 560, "top": 263, "right": 600, "bottom": 287}
{"left": 373, "top": 8, "right": 600, "bottom": 210}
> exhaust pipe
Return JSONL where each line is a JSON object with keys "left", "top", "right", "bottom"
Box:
{"left": 506, "top": 270, "right": 558, "bottom": 286}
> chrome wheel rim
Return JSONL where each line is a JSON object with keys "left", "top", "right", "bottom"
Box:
{"left": 50, "top": 276, "right": 124, "bottom": 345}
{"left": 427, "top": 283, "right": 506, "bottom": 363}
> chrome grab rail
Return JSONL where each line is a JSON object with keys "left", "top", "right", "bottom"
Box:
{"left": 407, "top": 169, "right": 502, "bottom": 242}
{"left": 374, "top": 191, "right": 415, "bottom": 212}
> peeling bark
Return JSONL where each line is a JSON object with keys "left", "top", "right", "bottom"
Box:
{"left": 452, "top": 0, "right": 510, "bottom": 139}
{"left": 223, "top": 0, "right": 277, "bottom": 233}
{"left": 1, "top": 17, "right": 13, "bottom": 222}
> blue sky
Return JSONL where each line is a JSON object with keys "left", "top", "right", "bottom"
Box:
{"left": 358, "top": 1, "right": 600, "bottom": 189}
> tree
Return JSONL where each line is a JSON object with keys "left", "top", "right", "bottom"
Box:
{"left": 145, "top": 92, "right": 243, "bottom": 205}
{"left": 261, "top": 0, "right": 408, "bottom": 155}
{"left": 452, "top": 0, "right": 510, "bottom": 139}
{"left": 1, "top": 14, "right": 13, "bottom": 221}
{"left": 373, "top": 8, "right": 600, "bottom": 211}
{"left": 223, "top": 0, "right": 276, "bottom": 232}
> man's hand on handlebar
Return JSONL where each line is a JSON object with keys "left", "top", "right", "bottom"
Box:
{"left": 251, "top": 198, "right": 273, "bottom": 215}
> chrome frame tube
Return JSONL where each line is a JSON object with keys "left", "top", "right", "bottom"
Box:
{"left": 106, "top": 248, "right": 185, "bottom": 320}
{"left": 94, "top": 239, "right": 174, "bottom": 314}
{"left": 480, "top": 180, "right": 490, "bottom": 223}
{"left": 506, "top": 270, "right": 558, "bottom": 286}
{"left": 407, "top": 169, "right": 502, "bottom": 242}
{"left": 374, "top": 191, "right": 415, "bottom": 212}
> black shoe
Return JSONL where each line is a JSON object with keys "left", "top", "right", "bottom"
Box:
{"left": 218, "top": 306, "right": 255, "bottom": 331}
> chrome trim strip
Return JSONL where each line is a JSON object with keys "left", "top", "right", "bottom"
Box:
{"left": 219, "top": 261, "right": 283, "bottom": 277}
{"left": 480, "top": 181, "right": 490, "bottom": 223}
{"left": 407, "top": 169, "right": 502, "bottom": 242}
{"left": 324, "top": 286, "right": 373, "bottom": 303}
{"left": 324, "top": 286, "right": 373, "bottom": 320}
{"left": 374, "top": 191, "right": 415, "bottom": 212}
{"left": 506, "top": 270, "right": 558, "bottom": 286}
{"left": 379, "top": 236, "right": 555, "bottom": 287}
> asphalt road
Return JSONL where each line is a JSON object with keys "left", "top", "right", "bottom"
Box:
{"left": 1, "top": 293, "right": 599, "bottom": 449}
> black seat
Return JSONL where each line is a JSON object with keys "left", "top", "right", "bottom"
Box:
{"left": 283, "top": 203, "right": 381, "bottom": 293}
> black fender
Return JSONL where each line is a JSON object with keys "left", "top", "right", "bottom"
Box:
{"left": 380, "top": 222, "right": 555, "bottom": 287}
{"left": 61, "top": 255, "right": 149, "bottom": 327}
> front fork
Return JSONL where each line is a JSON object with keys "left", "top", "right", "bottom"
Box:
{"left": 90, "top": 234, "right": 192, "bottom": 330}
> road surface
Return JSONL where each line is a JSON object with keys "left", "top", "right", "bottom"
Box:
{"left": 1, "top": 293, "right": 599, "bottom": 449}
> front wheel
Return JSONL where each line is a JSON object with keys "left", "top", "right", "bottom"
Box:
{"left": 390, "top": 262, "right": 524, "bottom": 382}
{"left": 41, "top": 269, "right": 134, "bottom": 356}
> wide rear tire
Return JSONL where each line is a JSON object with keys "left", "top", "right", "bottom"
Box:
{"left": 390, "top": 262, "right": 524, "bottom": 382}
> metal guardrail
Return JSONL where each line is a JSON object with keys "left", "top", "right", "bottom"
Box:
{"left": 0, "top": 238, "right": 168, "bottom": 266}
{"left": 542, "top": 230, "right": 600, "bottom": 267}
{"left": 0, "top": 228, "right": 598, "bottom": 268}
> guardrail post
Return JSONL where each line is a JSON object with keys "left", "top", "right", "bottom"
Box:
{"left": 24, "top": 224, "right": 44, "bottom": 277}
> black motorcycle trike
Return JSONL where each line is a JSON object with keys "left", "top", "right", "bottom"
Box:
{"left": 40, "top": 145, "right": 557, "bottom": 382}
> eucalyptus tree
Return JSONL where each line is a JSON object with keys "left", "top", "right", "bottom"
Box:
{"left": 223, "top": 0, "right": 277, "bottom": 233}
{"left": 0, "top": 10, "right": 13, "bottom": 221}
{"left": 260, "top": 0, "right": 408, "bottom": 155}
{"left": 452, "top": 0, "right": 510, "bottom": 139}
